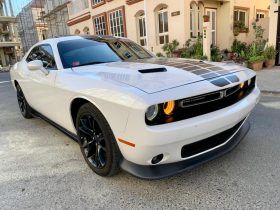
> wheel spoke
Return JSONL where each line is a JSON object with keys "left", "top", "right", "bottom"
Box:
{"left": 79, "top": 119, "right": 94, "bottom": 136}
{"left": 87, "top": 144, "right": 95, "bottom": 158}
{"left": 81, "top": 137, "right": 88, "bottom": 148}
{"left": 95, "top": 144, "right": 99, "bottom": 166}
{"left": 97, "top": 145, "right": 106, "bottom": 167}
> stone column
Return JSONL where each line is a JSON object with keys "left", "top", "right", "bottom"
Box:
{"left": 0, "top": 48, "right": 7, "bottom": 66}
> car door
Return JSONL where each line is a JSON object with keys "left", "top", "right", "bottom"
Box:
{"left": 22, "top": 44, "right": 58, "bottom": 119}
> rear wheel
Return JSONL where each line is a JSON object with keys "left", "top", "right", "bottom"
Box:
{"left": 16, "top": 85, "right": 33, "bottom": 119}
{"left": 76, "top": 103, "right": 121, "bottom": 176}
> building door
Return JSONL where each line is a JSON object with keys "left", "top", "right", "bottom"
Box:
{"left": 206, "top": 8, "right": 217, "bottom": 46}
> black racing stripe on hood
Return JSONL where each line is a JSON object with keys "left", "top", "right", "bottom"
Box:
{"left": 211, "top": 78, "right": 231, "bottom": 87}
{"left": 226, "top": 75, "right": 240, "bottom": 83}
{"left": 132, "top": 58, "right": 240, "bottom": 87}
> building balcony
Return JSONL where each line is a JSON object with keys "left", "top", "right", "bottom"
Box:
{"left": 0, "top": 16, "right": 16, "bottom": 23}
{"left": 0, "top": 41, "right": 20, "bottom": 47}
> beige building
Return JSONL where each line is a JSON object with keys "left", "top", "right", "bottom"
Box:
{"left": 66, "top": 0, "right": 270, "bottom": 54}
{"left": 67, "top": 0, "right": 91, "bottom": 35}
{"left": 17, "top": 0, "right": 48, "bottom": 53}
{"left": 42, "top": 0, "right": 70, "bottom": 37}
{"left": 0, "top": 0, "right": 20, "bottom": 67}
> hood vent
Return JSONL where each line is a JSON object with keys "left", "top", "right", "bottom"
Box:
{"left": 138, "top": 67, "right": 167, "bottom": 74}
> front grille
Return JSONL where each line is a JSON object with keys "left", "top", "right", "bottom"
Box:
{"left": 147, "top": 76, "right": 256, "bottom": 126}
{"left": 181, "top": 118, "right": 245, "bottom": 158}
{"left": 180, "top": 91, "right": 223, "bottom": 108}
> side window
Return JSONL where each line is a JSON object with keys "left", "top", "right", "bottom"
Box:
{"left": 37, "top": 45, "right": 57, "bottom": 70}
{"left": 26, "top": 47, "right": 39, "bottom": 62}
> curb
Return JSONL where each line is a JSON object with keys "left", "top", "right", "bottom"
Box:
{"left": 0, "top": 70, "right": 10, "bottom": 73}
{"left": 261, "top": 90, "right": 280, "bottom": 95}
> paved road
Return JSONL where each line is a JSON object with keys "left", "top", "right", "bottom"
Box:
{"left": 1, "top": 72, "right": 280, "bottom": 209}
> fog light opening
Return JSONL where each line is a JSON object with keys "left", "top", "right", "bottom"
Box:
{"left": 151, "top": 154, "right": 164, "bottom": 164}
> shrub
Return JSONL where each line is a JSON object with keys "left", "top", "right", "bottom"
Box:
{"left": 211, "top": 45, "right": 223, "bottom": 62}
{"left": 252, "top": 22, "right": 267, "bottom": 55}
{"left": 264, "top": 46, "right": 277, "bottom": 60}
{"left": 181, "top": 36, "right": 206, "bottom": 60}
{"left": 162, "top": 39, "right": 180, "bottom": 57}
{"left": 248, "top": 55, "right": 265, "bottom": 63}
{"left": 231, "top": 39, "right": 247, "bottom": 55}
{"left": 247, "top": 43, "right": 265, "bottom": 63}
{"left": 156, "top": 52, "right": 164, "bottom": 57}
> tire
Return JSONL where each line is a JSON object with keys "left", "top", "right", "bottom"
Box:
{"left": 76, "top": 103, "right": 121, "bottom": 177}
{"left": 16, "top": 85, "right": 33, "bottom": 119}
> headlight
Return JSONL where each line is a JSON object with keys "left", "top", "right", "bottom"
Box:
{"left": 146, "top": 105, "right": 159, "bottom": 121}
{"left": 163, "top": 101, "right": 175, "bottom": 115}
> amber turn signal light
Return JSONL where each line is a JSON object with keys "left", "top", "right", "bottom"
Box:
{"left": 240, "top": 82, "right": 245, "bottom": 89}
{"left": 163, "top": 101, "right": 175, "bottom": 115}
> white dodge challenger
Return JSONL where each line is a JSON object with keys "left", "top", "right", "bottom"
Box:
{"left": 10, "top": 35, "right": 260, "bottom": 179}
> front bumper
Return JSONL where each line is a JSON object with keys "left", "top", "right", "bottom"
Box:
{"left": 120, "top": 119, "right": 250, "bottom": 179}
{"left": 118, "top": 87, "right": 260, "bottom": 165}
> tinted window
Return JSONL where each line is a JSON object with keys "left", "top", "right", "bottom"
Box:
{"left": 26, "top": 47, "right": 39, "bottom": 62}
{"left": 57, "top": 38, "right": 153, "bottom": 69}
{"left": 26, "top": 45, "right": 57, "bottom": 70}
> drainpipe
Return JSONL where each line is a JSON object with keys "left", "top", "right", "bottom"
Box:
{"left": 144, "top": 0, "right": 149, "bottom": 51}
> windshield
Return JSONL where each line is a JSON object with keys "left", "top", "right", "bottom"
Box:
{"left": 57, "top": 38, "right": 154, "bottom": 68}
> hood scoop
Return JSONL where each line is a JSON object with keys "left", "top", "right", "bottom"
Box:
{"left": 138, "top": 67, "right": 167, "bottom": 74}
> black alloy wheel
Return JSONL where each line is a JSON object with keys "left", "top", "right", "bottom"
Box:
{"left": 79, "top": 114, "right": 107, "bottom": 168}
{"left": 76, "top": 103, "right": 121, "bottom": 176}
{"left": 16, "top": 85, "right": 33, "bottom": 119}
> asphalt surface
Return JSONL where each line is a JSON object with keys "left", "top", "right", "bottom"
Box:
{"left": 1, "top": 72, "right": 280, "bottom": 209}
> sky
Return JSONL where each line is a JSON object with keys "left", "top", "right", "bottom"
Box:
{"left": 9, "top": 0, "right": 32, "bottom": 16}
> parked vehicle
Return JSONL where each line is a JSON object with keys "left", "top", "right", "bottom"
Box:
{"left": 10, "top": 36, "right": 260, "bottom": 179}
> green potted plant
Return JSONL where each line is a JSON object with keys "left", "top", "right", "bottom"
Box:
{"left": 248, "top": 55, "right": 265, "bottom": 71}
{"left": 264, "top": 46, "right": 277, "bottom": 68}
{"left": 247, "top": 43, "right": 265, "bottom": 71}
{"left": 162, "top": 39, "right": 180, "bottom": 57}
{"left": 233, "top": 21, "right": 249, "bottom": 36}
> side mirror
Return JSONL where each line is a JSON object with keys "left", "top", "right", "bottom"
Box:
{"left": 27, "top": 60, "right": 49, "bottom": 75}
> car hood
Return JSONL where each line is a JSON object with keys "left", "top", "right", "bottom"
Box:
{"left": 72, "top": 58, "right": 247, "bottom": 94}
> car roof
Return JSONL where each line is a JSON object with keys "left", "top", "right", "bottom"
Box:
{"left": 37, "top": 35, "right": 130, "bottom": 46}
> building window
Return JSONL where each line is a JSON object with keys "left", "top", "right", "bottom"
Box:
{"left": 108, "top": 8, "right": 125, "bottom": 37}
{"left": 157, "top": 8, "right": 168, "bottom": 45}
{"left": 136, "top": 13, "right": 147, "bottom": 46}
{"left": 190, "top": 2, "right": 203, "bottom": 38}
{"left": 92, "top": 0, "right": 104, "bottom": 6}
{"left": 74, "top": 29, "right": 80, "bottom": 34}
{"left": 234, "top": 9, "right": 248, "bottom": 27}
{"left": 256, "top": 11, "right": 266, "bottom": 21}
{"left": 93, "top": 15, "right": 107, "bottom": 35}
{"left": 83, "top": 27, "right": 90, "bottom": 35}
